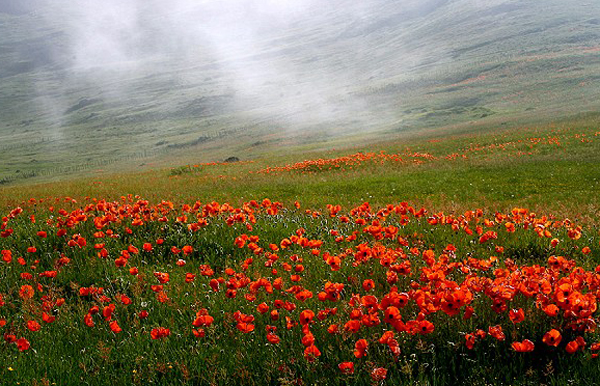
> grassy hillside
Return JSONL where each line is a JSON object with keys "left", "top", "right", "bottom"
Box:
{"left": 2, "top": 122, "right": 600, "bottom": 385}
{"left": 2, "top": 118, "right": 600, "bottom": 220}
{"left": 1, "top": 0, "right": 599, "bottom": 185}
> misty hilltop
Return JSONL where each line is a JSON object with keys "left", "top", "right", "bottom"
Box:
{"left": 0, "top": 0, "right": 599, "bottom": 183}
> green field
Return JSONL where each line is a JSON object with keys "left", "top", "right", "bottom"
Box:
{"left": 2, "top": 1, "right": 600, "bottom": 385}
{"left": 2, "top": 121, "right": 600, "bottom": 385}
{"left": 3, "top": 115, "right": 600, "bottom": 217}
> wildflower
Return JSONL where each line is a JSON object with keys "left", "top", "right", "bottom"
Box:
{"left": 354, "top": 339, "right": 368, "bottom": 358}
{"left": 512, "top": 339, "right": 534, "bottom": 352}
{"left": 19, "top": 285, "right": 34, "bottom": 300}
{"left": 109, "top": 320, "right": 122, "bottom": 333}
{"left": 151, "top": 327, "right": 171, "bottom": 339}
{"left": 299, "top": 310, "right": 315, "bottom": 325}
{"left": 362, "top": 279, "right": 375, "bottom": 291}
{"left": 371, "top": 367, "right": 387, "bottom": 382}
{"left": 193, "top": 310, "right": 214, "bottom": 327}
{"left": 16, "top": 338, "right": 30, "bottom": 351}
{"left": 42, "top": 313, "right": 55, "bottom": 324}
{"left": 26, "top": 320, "right": 41, "bottom": 332}
{"left": 338, "top": 362, "right": 354, "bottom": 374}
{"left": 509, "top": 308, "right": 525, "bottom": 324}
{"left": 542, "top": 329, "right": 562, "bottom": 347}
{"left": 304, "top": 345, "right": 321, "bottom": 362}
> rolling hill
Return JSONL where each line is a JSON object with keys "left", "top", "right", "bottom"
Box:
{"left": 0, "top": 0, "right": 599, "bottom": 184}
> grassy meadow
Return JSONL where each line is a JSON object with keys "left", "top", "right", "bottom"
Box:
{"left": 3, "top": 114, "right": 600, "bottom": 216}
{"left": 2, "top": 120, "right": 600, "bottom": 385}
{"left": 3, "top": 0, "right": 600, "bottom": 384}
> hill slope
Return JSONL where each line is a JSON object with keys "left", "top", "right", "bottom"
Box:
{"left": 0, "top": 0, "right": 599, "bottom": 184}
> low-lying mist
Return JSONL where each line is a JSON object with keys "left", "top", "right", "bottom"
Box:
{"left": 1, "top": 0, "right": 599, "bottom": 183}
{"left": 18, "top": 0, "right": 456, "bottom": 136}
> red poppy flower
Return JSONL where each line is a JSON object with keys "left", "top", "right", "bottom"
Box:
{"left": 362, "top": 279, "right": 375, "bottom": 291}
{"left": 509, "top": 308, "right": 525, "bottom": 324}
{"left": 26, "top": 320, "right": 41, "bottom": 332}
{"left": 109, "top": 320, "right": 122, "bottom": 333}
{"left": 193, "top": 311, "right": 214, "bottom": 327}
{"left": 371, "top": 367, "right": 388, "bottom": 382}
{"left": 193, "top": 328, "right": 205, "bottom": 338}
{"left": 19, "top": 284, "right": 34, "bottom": 300}
{"left": 488, "top": 325, "right": 505, "bottom": 341}
{"left": 16, "top": 338, "right": 30, "bottom": 351}
{"left": 417, "top": 320, "right": 435, "bottom": 335}
{"left": 299, "top": 310, "right": 315, "bottom": 325}
{"left": 42, "top": 312, "right": 55, "bottom": 324}
{"left": 304, "top": 344, "right": 321, "bottom": 362}
{"left": 354, "top": 338, "right": 368, "bottom": 358}
{"left": 151, "top": 327, "right": 170, "bottom": 340}
{"left": 236, "top": 322, "right": 255, "bottom": 333}
{"left": 512, "top": 339, "right": 534, "bottom": 352}
{"left": 542, "top": 329, "right": 562, "bottom": 347}
{"left": 267, "top": 333, "right": 280, "bottom": 344}
{"left": 338, "top": 362, "right": 354, "bottom": 374}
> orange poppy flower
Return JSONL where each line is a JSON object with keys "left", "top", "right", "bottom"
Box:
{"left": 26, "top": 320, "right": 41, "bottom": 332}
{"left": 109, "top": 320, "right": 122, "bottom": 333}
{"left": 19, "top": 284, "right": 34, "bottom": 300}
{"left": 417, "top": 320, "right": 435, "bottom": 335}
{"left": 354, "top": 338, "right": 368, "bottom": 358}
{"left": 236, "top": 322, "right": 254, "bottom": 333}
{"left": 193, "top": 328, "right": 205, "bottom": 338}
{"left": 463, "top": 306, "right": 474, "bottom": 320}
{"left": 565, "top": 340, "right": 580, "bottom": 354}
{"left": 543, "top": 304, "right": 559, "bottom": 317}
{"left": 488, "top": 325, "right": 505, "bottom": 341}
{"left": 84, "top": 313, "right": 95, "bottom": 327}
{"left": 301, "top": 332, "right": 315, "bottom": 347}
{"left": 512, "top": 339, "right": 534, "bottom": 352}
{"left": 304, "top": 344, "right": 321, "bottom": 362}
{"left": 42, "top": 313, "right": 55, "bottom": 324}
{"left": 362, "top": 279, "right": 375, "bottom": 291}
{"left": 509, "top": 308, "right": 525, "bottom": 324}
{"left": 542, "top": 329, "right": 562, "bottom": 347}
{"left": 299, "top": 310, "right": 315, "bottom": 325}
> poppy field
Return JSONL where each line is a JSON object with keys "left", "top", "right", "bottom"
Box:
{"left": 2, "top": 123, "right": 600, "bottom": 385}
{"left": 2, "top": 197, "right": 600, "bottom": 385}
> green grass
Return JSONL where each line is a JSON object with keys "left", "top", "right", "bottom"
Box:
{"left": 1, "top": 3, "right": 600, "bottom": 382}
{"left": 3, "top": 120, "right": 600, "bottom": 219}
{"left": 0, "top": 121, "right": 600, "bottom": 385}
{"left": 1, "top": 191, "right": 600, "bottom": 385}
